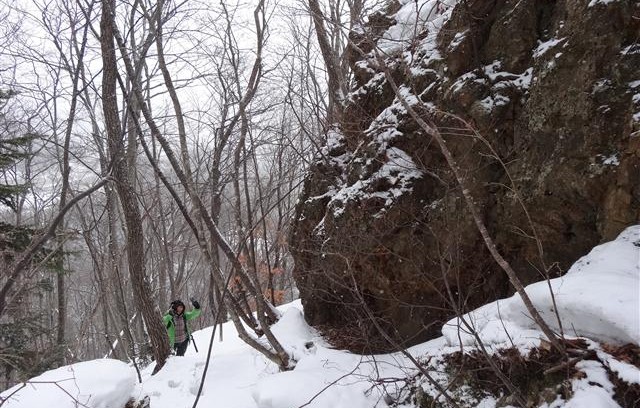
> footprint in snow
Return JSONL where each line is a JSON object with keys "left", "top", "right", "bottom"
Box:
{"left": 189, "top": 383, "right": 202, "bottom": 396}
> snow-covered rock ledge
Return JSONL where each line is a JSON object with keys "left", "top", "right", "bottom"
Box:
{"left": 443, "top": 225, "right": 640, "bottom": 349}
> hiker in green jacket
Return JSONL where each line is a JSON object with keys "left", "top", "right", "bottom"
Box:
{"left": 163, "top": 298, "right": 201, "bottom": 356}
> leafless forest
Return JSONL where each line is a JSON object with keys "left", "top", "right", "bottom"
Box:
{"left": 0, "top": 0, "right": 364, "bottom": 387}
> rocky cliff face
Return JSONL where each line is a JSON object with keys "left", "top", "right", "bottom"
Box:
{"left": 290, "top": 0, "right": 640, "bottom": 351}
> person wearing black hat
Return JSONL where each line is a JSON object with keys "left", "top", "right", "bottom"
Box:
{"left": 163, "top": 298, "right": 201, "bottom": 356}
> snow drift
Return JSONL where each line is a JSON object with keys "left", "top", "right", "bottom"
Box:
{"left": 443, "top": 225, "right": 640, "bottom": 348}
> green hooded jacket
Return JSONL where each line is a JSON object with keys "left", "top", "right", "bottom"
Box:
{"left": 163, "top": 307, "right": 201, "bottom": 347}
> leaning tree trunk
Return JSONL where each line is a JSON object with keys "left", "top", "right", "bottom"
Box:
{"left": 100, "top": 0, "right": 170, "bottom": 373}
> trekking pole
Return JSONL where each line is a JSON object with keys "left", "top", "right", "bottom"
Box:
{"left": 191, "top": 334, "right": 199, "bottom": 353}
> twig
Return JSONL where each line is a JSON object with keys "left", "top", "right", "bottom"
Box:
{"left": 543, "top": 355, "right": 584, "bottom": 375}
{"left": 344, "top": 269, "right": 460, "bottom": 407}
{"left": 0, "top": 383, "right": 25, "bottom": 407}
{"left": 298, "top": 360, "right": 363, "bottom": 408}
{"left": 0, "top": 379, "right": 91, "bottom": 408}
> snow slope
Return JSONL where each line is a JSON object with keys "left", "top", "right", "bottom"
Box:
{"left": 0, "top": 359, "right": 135, "bottom": 408}
{"left": 1, "top": 226, "right": 639, "bottom": 408}
{"left": 443, "top": 226, "right": 640, "bottom": 349}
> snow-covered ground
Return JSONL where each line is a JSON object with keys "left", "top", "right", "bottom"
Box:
{"left": 1, "top": 226, "right": 639, "bottom": 408}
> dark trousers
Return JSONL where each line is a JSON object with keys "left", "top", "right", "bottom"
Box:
{"left": 174, "top": 338, "right": 189, "bottom": 356}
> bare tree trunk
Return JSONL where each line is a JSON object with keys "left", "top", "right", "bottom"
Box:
{"left": 308, "top": 0, "right": 347, "bottom": 123}
{"left": 53, "top": 16, "right": 90, "bottom": 366}
{"left": 100, "top": 0, "right": 169, "bottom": 373}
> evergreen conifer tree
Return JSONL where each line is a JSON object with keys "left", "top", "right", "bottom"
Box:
{"left": 0, "top": 89, "right": 34, "bottom": 211}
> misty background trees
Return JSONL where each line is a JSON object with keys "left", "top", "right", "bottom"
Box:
{"left": 0, "top": 0, "right": 359, "bottom": 386}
